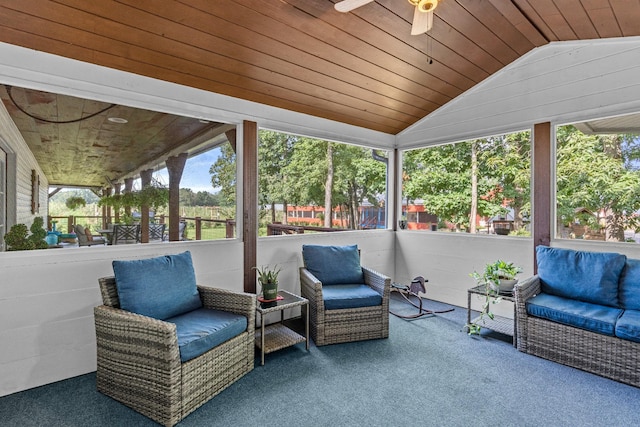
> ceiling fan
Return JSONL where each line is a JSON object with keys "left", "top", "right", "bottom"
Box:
{"left": 334, "top": 0, "right": 439, "bottom": 35}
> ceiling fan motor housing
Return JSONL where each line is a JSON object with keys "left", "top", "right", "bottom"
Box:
{"left": 409, "top": 0, "right": 438, "bottom": 13}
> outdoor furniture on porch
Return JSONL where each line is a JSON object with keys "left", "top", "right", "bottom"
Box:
{"left": 163, "top": 220, "right": 187, "bottom": 241}
{"left": 149, "top": 223, "right": 166, "bottom": 241}
{"left": 299, "top": 244, "right": 390, "bottom": 346}
{"left": 94, "top": 251, "right": 255, "bottom": 426}
{"left": 112, "top": 224, "right": 140, "bottom": 245}
{"left": 73, "top": 224, "right": 106, "bottom": 247}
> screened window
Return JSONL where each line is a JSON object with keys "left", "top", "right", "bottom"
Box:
{"left": 257, "top": 130, "right": 388, "bottom": 235}
{"left": 556, "top": 120, "right": 640, "bottom": 243}
{"left": 402, "top": 131, "right": 531, "bottom": 236}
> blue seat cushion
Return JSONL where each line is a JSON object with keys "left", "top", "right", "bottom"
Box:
{"left": 526, "top": 292, "right": 622, "bottom": 336}
{"left": 112, "top": 251, "right": 202, "bottom": 320}
{"left": 303, "top": 244, "right": 364, "bottom": 285}
{"left": 619, "top": 259, "right": 640, "bottom": 310}
{"left": 615, "top": 309, "right": 640, "bottom": 343}
{"left": 322, "top": 284, "right": 382, "bottom": 310}
{"left": 536, "top": 246, "right": 626, "bottom": 307}
{"left": 166, "top": 307, "right": 248, "bottom": 362}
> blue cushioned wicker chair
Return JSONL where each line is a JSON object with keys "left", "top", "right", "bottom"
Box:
{"left": 94, "top": 251, "right": 255, "bottom": 426}
{"left": 299, "top": 244, "right": 391, "bottom": 346}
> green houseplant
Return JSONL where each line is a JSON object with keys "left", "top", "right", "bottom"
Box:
{"left": 467, "top": 260, "right": 522, "bottom": 335}
{"left": 254, "top": 265, "right": 281, "bottom": 301}
{"left": 3, "top": 216, "right": 49, "bottom": 251}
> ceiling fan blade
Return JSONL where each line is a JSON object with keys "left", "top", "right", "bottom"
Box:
{"left": 334, "top": 0, "right": 375, "bottom": 13}
{"left": 411, "top": 8, "right": 433, "bottom": 35}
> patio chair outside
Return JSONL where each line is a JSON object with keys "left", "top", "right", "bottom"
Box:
{"left": 299, "top": 244, "right": 390, "bottom": 346}
{"left": 149, "top": 223, "right": 166, "bottom": 241}
{"left": 73, "top": 224, "right": 106, "bottom": 247}
{"left": 112, "top": 224, "right": 140, "bottom": 244}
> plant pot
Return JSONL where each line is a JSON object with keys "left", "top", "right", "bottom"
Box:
{"left": 261, "top": 281, "right": 278, "bottom": 301}
{"left": 497, "top": 278, "right": 518, "bottom": 293}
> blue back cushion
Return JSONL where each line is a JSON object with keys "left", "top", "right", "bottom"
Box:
{"left": 113, "top": 251, "right": 203, "bottom": 320}
{"left": 302, "top": 244, "right": 364, "bottom": 285}
{"left": 619, "top": 259, "right": 640, "bottom": 310}
{"left": 536, "top": 246, "right": 626, "bottom": 307}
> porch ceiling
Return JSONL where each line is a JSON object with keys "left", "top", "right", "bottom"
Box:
{"left": 0, "top": 85, "right": 232, "bottom": 188}
{"left": 0, "top": 1, "right": 639, "bottom": 188}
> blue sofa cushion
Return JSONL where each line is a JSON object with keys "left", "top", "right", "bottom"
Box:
{"left": 166, "top": 307, "right": 248, "bottom": 362}
{"left": 322, "top": 284, "right": 382, "bottom": 310}
{"left": 112, "top": 251, "right": 202, "bottom": 320}
{"left": 302, "top": 244, "right": 364, "bottom": 285}
{"left": 615, "top": 309, "right": 640, "bottom": 343}
{"left": 526, "top": 292, "right": 623, "bottom": 336}
{"left": 619, "top": 259, "right": 640, "bottom": 310}
{"left": 536, "top": 246, "right": 626, "bottom": 307}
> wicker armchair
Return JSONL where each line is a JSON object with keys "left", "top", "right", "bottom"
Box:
{"left": 299, "top": 245, "right": 391, "bottom": 346}
{"left": 94, "top": 277, "right": 255, "bottom": 426}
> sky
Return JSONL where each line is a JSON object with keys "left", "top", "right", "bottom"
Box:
{"left": 155, "top": 147, "right": 221, "bottom": 193}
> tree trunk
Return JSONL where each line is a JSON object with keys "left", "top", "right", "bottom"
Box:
{"left": 271, "top": 202, "right": 276, "bottom": 223}
{"left": 605, "top": 208, "right": 625, "bottom": 242}
{"left": 283, "top": 201, "right": 288, "bottom": 224}
{"left": 469, "top": 141, "right": 478, "bottom": 233}
{"left": 324, "top": 143, "right": 333, "bottom": 228}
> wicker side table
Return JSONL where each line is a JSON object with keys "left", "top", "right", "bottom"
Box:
{"left": 255, "top": 290, "right": 309, "bottom": 365}
{"left": 467, "top": 285, "right": 517, "bottom": 347}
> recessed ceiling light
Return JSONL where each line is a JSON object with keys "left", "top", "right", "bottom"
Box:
{"left": 108, "top": 117, "right": 128, "bottom": 124}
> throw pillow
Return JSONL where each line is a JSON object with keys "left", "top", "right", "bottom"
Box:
{"left": 84, "top": 227, "right": 93, "bottom": 242}
{"left": 112, "top": 250, "right": 203, "bottom": 320}
{"left": 302, "top": 244, "right": 364, "bottom": 285}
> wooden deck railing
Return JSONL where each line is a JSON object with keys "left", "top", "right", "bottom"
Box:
{"left": 48, "top": 215, "right": 236, "bottom": 240}
{"left": 266, "top": 222, "right": 347, "bottom": 235}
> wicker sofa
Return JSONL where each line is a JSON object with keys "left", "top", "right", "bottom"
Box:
{"left": 299, "top": 244, "right": 391, "bottom": 346}
{"left": 515, "top": 246, "right": 640, "bottom": 387}
{"left": 94, "top": 251, "right": 255, "bottom": 426}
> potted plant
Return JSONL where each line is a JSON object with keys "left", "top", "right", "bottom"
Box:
{"left": 3, "top": 216, "right": 49, "bottom": 251}
{"left": 253, "top": 265, "right": 281, "bottom": 301}
{"left": 467, "top": 260, "right": 522, "bottom": 335}
{"left": 64, "top": 196, "right": 86, "bottom": 210}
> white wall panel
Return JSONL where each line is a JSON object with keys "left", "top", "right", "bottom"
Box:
{"left": 398, "top": 37, "right": 640, "bottom": 148}
{"left": 0, "top": 240, "right": 243, "bottom": 397}
{"left": 395, "top": 231, "right": 534, "bottom": 319}
{"left": 0, "top": 98, "right": 47, "bottom": 227}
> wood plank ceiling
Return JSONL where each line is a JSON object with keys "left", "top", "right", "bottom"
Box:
{"left": 0, "top": 0, "right": 639, "bottom": 188}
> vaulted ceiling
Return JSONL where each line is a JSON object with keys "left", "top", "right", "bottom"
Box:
{"left": 0, "top": 0, "right": 639, "bottom": 187}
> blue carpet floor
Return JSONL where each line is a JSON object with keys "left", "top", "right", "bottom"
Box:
{"left": 2, "top": 294, "right": 639, "bottom": 426}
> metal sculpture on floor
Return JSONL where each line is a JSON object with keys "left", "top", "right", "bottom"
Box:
{"left": 390, "top": 276, "right": 454, "bottom": 319}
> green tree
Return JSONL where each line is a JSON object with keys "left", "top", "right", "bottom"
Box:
{"left": 481, "top": 131, "right": 531, "bottom": 231}
{"left": 258, "top": 131, "right": 295, "bottom": 223}
{"left": 403, "top": 133, "right": 530, "bottom": 233}
{"left": 557, "top": 126, "right": 640, "bottom": 241}
{"left": 209, "top": 143, "right": 236, "bottom": 207}
{"left": 332, "top": 145, "right": 387, "bottom": 229}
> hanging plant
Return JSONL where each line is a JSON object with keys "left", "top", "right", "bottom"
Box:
{"left": 65, "top": 196, "right": 86, "bottom": 210}
{"left": 137, "top": 185, "right": 169, "bottom": 211}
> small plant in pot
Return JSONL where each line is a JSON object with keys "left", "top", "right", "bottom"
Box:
{"left": 467, "top": 260, "right": 522, "bottom": 335}
{"left": 254, "top": 265, "right": 281, "bottom": 301}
